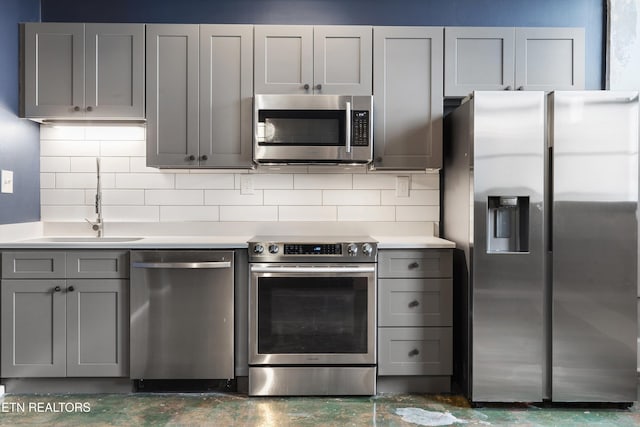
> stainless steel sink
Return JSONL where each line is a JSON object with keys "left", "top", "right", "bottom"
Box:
{"left": 21, "top": 237, "right": 143, "bottom": 243}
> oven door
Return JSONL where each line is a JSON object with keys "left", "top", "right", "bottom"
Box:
{"left": 249, "top": 263, "right": 376, "bottom": 365}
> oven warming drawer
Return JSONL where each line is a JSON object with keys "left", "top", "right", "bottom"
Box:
{"left": 249, "top": 366, "right": 376, "bottom": 396}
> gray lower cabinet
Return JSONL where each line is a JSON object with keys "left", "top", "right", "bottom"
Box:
{"left": 0, "top": 251, "right": 129, "bottom": 378}
{"left": 146, "top": 24, "right": 253, "bottom": 168}
{"left": 377, "top": 249, "right": 453, "bottom": 391}
{"left": 254, "top": 25, "right": 372, "bottom": 95}
{"left": 22, "top": 22, "right": 145, "bottom": 120}
{"left": 444, "top": 26, "right": 585, "bottom": 97}
{"left": 372, "top": 27, "right": 443, "bottom": 170}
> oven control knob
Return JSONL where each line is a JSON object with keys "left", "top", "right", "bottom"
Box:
{"left": 268, "top": 244, "right": 280, "bottom": 254}
{"left": 253, "top": 244, "right": 265, "bottom": 254}
{"left": 347, "top": 243, "right": 358, "bottom": 256}
{"left": 362, "top": 243, "right": 373, "bottom": 256}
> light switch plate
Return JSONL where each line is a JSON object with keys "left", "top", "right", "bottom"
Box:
{"left": 1, "top": 170, "right": 13, "bottom": 193}
{"left": 396, "top": 176, "right": 410, "bottom": 198}
{"left": 240, "top": 175, "right": 254, "bottom": 195}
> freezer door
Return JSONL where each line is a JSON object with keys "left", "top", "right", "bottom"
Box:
{"left": 471, "top": 91, "right": 546, "bottom": 402}
{"left": 551, "top": 91, "right": 638, "bottom": 402}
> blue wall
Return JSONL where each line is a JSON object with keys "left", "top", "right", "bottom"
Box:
{"left": 0, "top": 0, "right": 40, "bottom": 225}
{"left": 41, "top": 0, "right": 605, "bottom": 89}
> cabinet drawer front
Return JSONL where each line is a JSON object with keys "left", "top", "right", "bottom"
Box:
{"left": 378, "top": 249, "right": 452, "bottom": 278}
{"left": 2, "top": 252, "right": 66, "bottom": 279}
{"left": 67, "top": 251, "right": 130, "bottom": 279}
{"left": 378, "top": 279, "right": 452, "bottom": 327}
{"left": 378, "top": 327, "right": 452, "bottom": 376}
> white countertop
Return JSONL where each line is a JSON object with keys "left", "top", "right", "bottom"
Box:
{"left": 0, "top": 234, "right": 455, "bottom": 249}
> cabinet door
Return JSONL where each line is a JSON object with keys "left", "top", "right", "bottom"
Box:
{"left": 515, "top": 27, "right": 585, "bottom": 91}
{"left": 373, "top": 27, "right": 443, "bottom": 170}
{"left": 313, "top": 26, "right": 372, "bottom": 95}
{"left": 378, "top": 327, "right": 452, "bottom": 376}
{"left": 146, "top": 24, "right": 200, "bottom": 167}
{"left": 378, "top": 278, "right": 453, "bottom": 327}
{"left": 199, "top": 25, "right": 254, "bottom": 168}
{"left": 1, "top": 280, "right": 67, "bottom": 377}
{"left": 23, "top": 23, "right": 85, "bottom": 118}
{"left": 85, "top": 23, "right": 145, "bottom": 119}
{"left": 254, "top": 25, "right": 313, "bottom": 94}
{"left": 444, "top": 27, "right": 515, "bottom": 96}
{"left": 66, "top": 279, "right": 129, "bottom": 377}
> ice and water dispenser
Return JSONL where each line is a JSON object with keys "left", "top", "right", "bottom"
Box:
{"left": 487, "top": 196, "right": 529, "bottom": 253}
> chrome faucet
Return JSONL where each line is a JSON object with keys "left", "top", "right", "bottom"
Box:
{"left": 85, "top": 157, "right": 103, "bottom": 237}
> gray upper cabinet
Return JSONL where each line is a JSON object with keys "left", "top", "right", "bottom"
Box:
{"left": 147, "top": 24, "right": 253, "bottom": 168}
{"left": 199, "top": 25, "right": 254, "bottom": 168}
{"left": 514, "top": 27, "right": 585, "bottom": 91}
{"left": 254, "top": 25, "right": 372, "bottom": 95}
{"left": 22, "top": 22, "right": 144, "bottom": 120}
{"left": 372, "top": 26, "right": 443, "bottom": 170}
{"left": 445, "top": 26, "right": 585, "bottom": 97}
{"left": 444, "top": 27, "right": 515, "bottom": 96}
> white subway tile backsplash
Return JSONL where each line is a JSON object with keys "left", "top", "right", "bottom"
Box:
{"left": 219, "top": 206, "right": 278, "bottom": 222}
{"left": 146, "top": 190, "right": 204, "bottom": 206}
{"left": 40, "top": 173, "right": 56, "bottom": 189}
{"left": 41, "top": 189, "right": 86, "bottom": 205}
{"left": 102, "top": 206, "right": 159, "bottom": 222}
{"left": 41, "top": 140, "right": 100, "bottom": 157}
{"left": 323, "top": 190, "right": 380, "bottom": 206}
{"left": 41, "top": 157, "right": 70, "bottom": 173}
{"left": 85, "top": 189, "right": 145, "bottom": 206}
{"left": 295, "top": 174, "right": 352, "bottom": 189}
{"left": 381, "top": 190, "right": 439, "bottom": 206}
{"left": 38, "top": 126, "right": 440, "bottom": 228}
{"left": 396, "top": 206, "right": 440, "bottom": 222}
{"left": 353, "top": 174, "right": 396, "bottom": 190}
{"left": 264, "top": 190, "right": 322, "bottom": 205}
{"left": 56, "top": 173, "right": 115, "bottom": 189}
{"left": 115, "top": 173, "right": 175, "bottom": 189}
{"left": 160, "top": 206, "right": 220, "bottom": 222}
{"left": 337, "top": 206, "right": 396, "bottom": 222}
{"left": 205, "top": 190, "right": 263, "bottom": 206}
{"left": 279, "top": 206, "right": 337, "bottom": 221}
{"left": 100, "top": 140, "right": 146, "bottom": 157}
{"left": 177, "top": 174, "right": 235, "bottom": 189}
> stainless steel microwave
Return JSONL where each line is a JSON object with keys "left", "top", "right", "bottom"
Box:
{"left": 254, "top": 94, "right": 373, "bottom": 164}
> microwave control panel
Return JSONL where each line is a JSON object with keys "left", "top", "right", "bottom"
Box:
{"left": 352, "top": 111, "right": 370, "bottom": 146}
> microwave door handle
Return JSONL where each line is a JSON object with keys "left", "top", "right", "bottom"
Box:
{"left": 345, "top": 101, "right": 352, "bottom": 153}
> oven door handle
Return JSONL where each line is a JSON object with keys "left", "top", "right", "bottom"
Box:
{"left": 345, "top": 100, "right": 352, "bottom": 153}
{"left": 250, "top": 265, "right": 375, "bottom": 274}
{"left": 132, "top": 261, "right": 231, "bottom": 269}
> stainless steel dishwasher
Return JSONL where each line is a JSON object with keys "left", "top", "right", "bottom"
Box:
{"left": 130, "top": 251, "right": 234, "bottom": 380}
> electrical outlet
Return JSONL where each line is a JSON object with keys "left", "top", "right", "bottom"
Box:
{"left": 240, "top": 175, "right": 254, "bottom": 195}
{"left": 1, "top": 170, "right": 14, "bottom": 194}
{"left": 396, "top": 176, "right": 410, "bottom": 198}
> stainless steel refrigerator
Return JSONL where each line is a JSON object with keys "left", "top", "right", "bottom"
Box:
{"left": 443, "top": 90, "right": 638, "bottom": 403}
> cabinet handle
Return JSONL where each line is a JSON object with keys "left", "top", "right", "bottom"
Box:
{"left": 86, "top": 106, "right": 93, "bottom": 112}
{"left": 408, "top": 349, "right": 420, "bottom": 357}
{"left": 68, "top": 286, "right": 75, "bottom": 292}
{"left": 375, "top": 157, "right": 383, "bottom": 163}
{"left": 504, "top": 86, "right": 512, "bottom": 91}
{"left": 201, "top": 155, "right": 208, "bottom": 161}
{"left": 188, "top": 155, "right": 196, "bottom": 161}
{"left": 303, "top": 84, "right": 310, "bottom": 90}
{"left": 408, "top": 262, "right": 420, "bottom": 270}
{"left": 73, "top": 106, "right": 80, "bottom": 112}
{"left": 316, "top": 84, "right": 322, "bottom": 91}
{"left": 54, "top": 286, "right": 61, "bottom": 292}
{"left": 408, "top": 300, "right": 420, "bottom": 308}
{"left": 517, "top": 86, "right": 524, "bottom": 91}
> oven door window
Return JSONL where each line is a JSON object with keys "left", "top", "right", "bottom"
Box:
{"left": 257, "top": 110, "right": 345, "bottom": 146}
{"left": 257, "top": 276, "right": 368, "bottom": 354}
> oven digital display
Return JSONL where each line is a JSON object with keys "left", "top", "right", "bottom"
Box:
{"left": 284, "top": 244, "right": 342, "bottom": 255}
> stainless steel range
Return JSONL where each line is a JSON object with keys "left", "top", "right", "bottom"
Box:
{"left": 248, "top": 236, "right": 378, "bottom": 396}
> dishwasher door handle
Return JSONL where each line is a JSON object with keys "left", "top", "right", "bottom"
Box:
{"left": 132, "top": 261, "right": 232, "bottom": 269}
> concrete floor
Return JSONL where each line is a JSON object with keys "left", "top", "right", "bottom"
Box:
{"left": 0, "top": 393, "right": 639, "bottom": 426}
